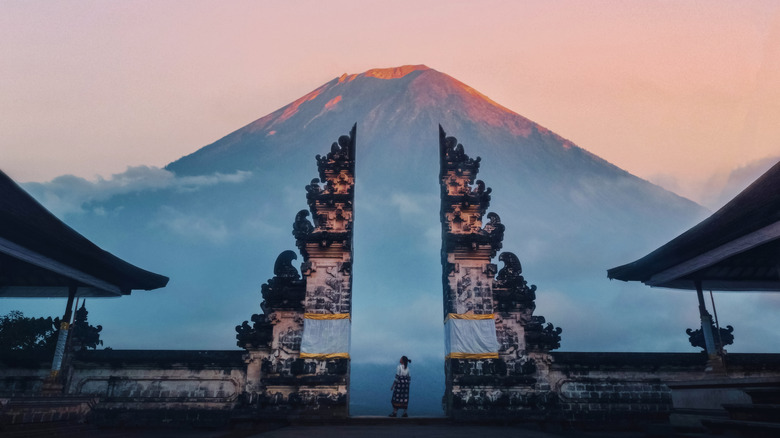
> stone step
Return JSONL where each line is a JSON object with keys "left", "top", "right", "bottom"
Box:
{"left": 674, "top": 434, "right": 719, "bottom": 438}
{"left": 0, "top": 422, "right": 96, "bottom": 438}
{"left": 702, "top": 418, "right": 780, "bottom": 438}
{"left": 1, "top": 396, "right": 98, "bottom": 425}
{"left": 744, "top": 387, "right": 780, "bottom": 404}
{"left": 1, "top": 423, "right": 230, "bottom": 438}
{"left": 340, "top": 415, "right": 451, "bottom": 426}
{"left": 722, "top": 403, "right": 780, "bottom": 423}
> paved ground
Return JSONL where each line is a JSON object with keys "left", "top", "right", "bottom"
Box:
{"left": 243, "top": 424, "right": 649, "bottom": 438}
{"left": 232, "top": 417, "right": 676, "bottom": 438}
{"left": 3, "top": 418, "right": 704, "bottom": 437}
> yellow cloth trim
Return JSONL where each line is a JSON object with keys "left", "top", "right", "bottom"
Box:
{"left": 446, "top": 352, "right": 499, "bottom": 360}
{"left": 445, "top": 313, "right": 495, "bottom": 321}
{"left": 60, "top": 321, "right": 70, "bottom": 330}
{"left": 304, "top": 313, "right": 351, "bottom": 320}
{"left": 299, "top": 352, "right": 350, "bottom": 359}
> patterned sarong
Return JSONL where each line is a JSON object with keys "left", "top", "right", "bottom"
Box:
{"left": 391, "top": 375, "right": 410, "bottom": 409}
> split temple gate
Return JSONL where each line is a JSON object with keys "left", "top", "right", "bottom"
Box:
{"left": 232, "top": 124, "right": 567, "bottom": 419}
{"left": 4, "top": 124, "right": 780, "bottom": 431}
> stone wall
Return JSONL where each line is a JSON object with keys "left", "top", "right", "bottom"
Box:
{"left": 67, "top": 350, "right": 244, "bottom": 406}
{"left": 546, "top": 352, "right": 704, "bottom": 426}
{"left": 2, "top": 396, "right": 98, "bottom": 425}
{"left": 0, "top": 367, "right": 49, "bottom": 396}
{"left": 71, "top": 350, "right": 245, "bottom": 427}
{"left": 1, "top": 350, "right": 245, "bottom": 427}
{"left": 445, "top": 352, "right": 780, "bottom": 426}
{"left": 4, "top": 349, "right": 780, "bottom": 427}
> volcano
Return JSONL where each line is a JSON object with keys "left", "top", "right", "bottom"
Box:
{"left": 167, "top": 64, "right": 703, "bottom": 240}
{"left": 170, "top": 65, "right": 639, "bottom": 182}
{"left": 20, "top": 65, "right": 711, "bottom": 415}
{"left": 168, "top": 64, "right": 554, "bottom": 176}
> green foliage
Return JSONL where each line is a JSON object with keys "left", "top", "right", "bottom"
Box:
{"left": 0, "top": 305, "right": 105, "bottom": 355}
{"left": 0, "top": 310, "right": 57, "bottom": 353}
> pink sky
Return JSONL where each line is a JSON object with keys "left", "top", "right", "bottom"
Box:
{"left": 2, "top": 1, "right": 778, "bottom": 202}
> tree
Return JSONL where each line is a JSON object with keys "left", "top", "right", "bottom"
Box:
{"left": 0, "top": 304, "right": 104, "bottom": 354}
{"left": 0, "top": 310, "right": 57, "bottom": 353}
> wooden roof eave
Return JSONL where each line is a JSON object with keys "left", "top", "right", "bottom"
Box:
{"left": 641, "top": 222, "right": 780, "bottom": 290}
{"left": 0, "top": 170, "right": 169, "bottom": 296}
{"left": 0, "top": 236, "right": 123, "bottom": 297}
{"left": 607, "top": 160, "right": 780, "bottom": 290}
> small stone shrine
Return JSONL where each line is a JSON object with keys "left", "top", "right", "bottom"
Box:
{"left": 439, "top": 126, "right": 562, "bottom": 417}
{"left": 236, "top": 124, "right": 356, "bottom": 418}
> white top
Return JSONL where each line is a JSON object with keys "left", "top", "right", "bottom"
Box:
{"left": 396, "top": 363, "right": 410, "bottom": 377}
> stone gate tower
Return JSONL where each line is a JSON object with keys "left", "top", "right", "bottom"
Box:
{"left": 439, "top": 126, "right": 562, "bottom": 418}
{"left": 236, "top": 124, "right": 356, "bottom": 418}
{"left": 439, "top": 125, "right": 502, "bottom": 359}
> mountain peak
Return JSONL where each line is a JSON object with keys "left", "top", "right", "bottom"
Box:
{"left": 172, "top": 64, "right": 583, "bottom": 173}
{"left": 351, "top": 64, "right": 430, "bottom": 81}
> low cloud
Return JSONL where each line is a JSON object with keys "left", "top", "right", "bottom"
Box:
{"left": 390, "top": 193, "right": 429, "bottom": 219}
{"left": 645, "top": 173, "right": 687, "bottom": 198}
{"left": 649, "top": 155, "right": 779, "bottom": 209}
{"left": 702, "top": 156, "right": 779, "bottom": 209}
{"left": 423, "top": 225, "right": 441, "bottom": 249}
{"left": 22, "top": 166, "right": 251, "bottom": 217}
{"left": 352, "top": 293, "right": 443, "bottom": 364}
{"left": 388, "top": 192, "right": 441, "bottom": 250}
{"left": 151, "top": 205, "right": 229, "bottom": 244}
{"left": 239, "top": 217, "right": 286, "bottom": 239}
{"left": 535, "top": 285, "right": 699, "bottom": 353}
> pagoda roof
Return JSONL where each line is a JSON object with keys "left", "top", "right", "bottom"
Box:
{"left": 0, "top": 170, "right": 169, "bottom": 297}
{"left": 607, "top": 160, "right": 780, "bottom": 291}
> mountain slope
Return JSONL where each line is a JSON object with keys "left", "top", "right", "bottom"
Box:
{"left": 170, "top": 65, "right": 634, "bottom": 181}
{"left": 166, "top": 64, "right": 704, "bottom": 254}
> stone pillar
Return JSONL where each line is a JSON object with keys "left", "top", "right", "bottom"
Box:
{"left": 236, "top": 125, "right": 356, "bottom": 419}
{"left": 51, "top": 287, "right": 77, "bottom": 376}
{"left": 244, "top": 348, "right": 269, "bottom": 397}
{"left": 439, "top": 126, "right": 562, "bottom": 418}
{"left": 695, "top": 281, "right": 717, "bottom": 356}
{"left": 293, "top": 125, "right": 356, "bottom": 416}
{"left": 42, "top": 285, "right": 77, "bottom": 394}
{"left": 439, "top": 126, "right": 502, "bottom": 415}
{"left": 694, "top": 281, "right": 726, "bottom": 373}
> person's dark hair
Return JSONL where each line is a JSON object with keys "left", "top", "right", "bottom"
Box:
{"left": 401, "top": 355, "right": 411, "bottom": 369}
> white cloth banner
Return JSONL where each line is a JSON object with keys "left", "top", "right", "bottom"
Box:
{"left": 444, "top": 318, "right": 499, "bottom": 356}
{"left": 300, "top": 318, "right": 351, "bottom": 356}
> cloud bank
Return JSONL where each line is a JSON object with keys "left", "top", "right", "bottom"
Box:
{"left": 22, "top": 166, "right": 252, "bottom": 217}
{"left": 649, "top": 155, "right": 779, "bottom": 210}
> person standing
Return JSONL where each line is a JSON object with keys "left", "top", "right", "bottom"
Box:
{"left": 390, "top": 356, "right": 411, "bottom": 417}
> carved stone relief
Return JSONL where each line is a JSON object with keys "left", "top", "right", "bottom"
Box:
{"left": 304, "top": 263, "right": 351, "bottom": 314}
{"left": 449, "top": 266, "right": 494, "bottom": 314}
